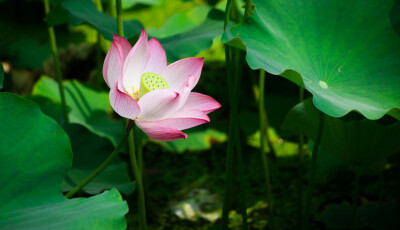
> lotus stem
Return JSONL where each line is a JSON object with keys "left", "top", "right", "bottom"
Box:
{"left": 221, "top": 109, "right": 236, "bottom": 230}
{"left": 128, "top": 128, "right": 147, "bottom": 230}
{"left": 221, "top": 49, "right": 248, "bottom": 230}
{"left": 297, "top": 87, "right": 305, "bottom": 227}
{"left": 259, "top": 70, "right": 276, "bottom": 230}
{"left": 221, "top": 0, "right": 235, "bottom": 229}
{"left": 116, "top": 0, "right": 124, "bottom": 37}
{"left": 251, "top": 71, "right": 277, "bottom": 158}
{"left": 234, "top": 50, "right": 248, "bottom": 230}
{"left": 244, "top": 0, "right": 253, "bottom": 20}
{"left": 43, "top": 0, "right": 69, "bottom": 124}
{"left": 94, "top": 0, "right": 104, "bottom": 88}
{"left": 223, "top": 0, "right": 232, "bottom": 30}
{"left": 303, "top": 111, "right": 325, "bottom": 230}
{"left": 222, "top": 1, "right": 253, "bottom": 229}
{"left": 109, "top": 0, "right": 116, "bottom": 17}
{"left": 65, "top": 135, "right": 127, "bottom": 198}
{"left": 236, "top": 129, "right": 249, "bottom": 230}
{"left": 135, "top": 127, "right": 143, "bottom": 174}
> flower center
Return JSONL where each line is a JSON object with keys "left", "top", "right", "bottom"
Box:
{"left": 138, "top": 72, "right": 169, "bottom": 98}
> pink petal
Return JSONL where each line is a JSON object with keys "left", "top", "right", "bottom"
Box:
{"left": 123, "top": 29, "right": 150, "bottom": 95}
{"left": 103, "top": 48, "right": 111, "bottom": 86}
{"left": 109, "top": 86, "right": 141, "bottom": 120}
{"left": 113, "top": 34, "right": 132, "bottom": 60}
{"left": 103, "top": 43, "right": 122, "bottom": 88}
{"left": 103, "top": 35, "right": 132, "bottom": 88}
{"left": 176, "top": 75, "right": 196, "bottom": 109}
{"left": 180, "top": 92, "right": 221, "bottom": 114}
{"left": 138, "top": 89, "right": 180, "bottom": 121}
{"left": 157, "top": 110, "right": 210, "bottom": 130}
{"left": 161, "top": 57, "right": 204, "bottom": 91}
{"left": 143, "top": 38, "right": 167, "bottom": 74}
{"left": 135, "top": 119, "right": 187, "bottom": 141}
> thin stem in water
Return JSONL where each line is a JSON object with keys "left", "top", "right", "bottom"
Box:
{"left": 234, "top": 49, "right": 248, "bottom": 230}
{"left": 250, "top": 70, "right": 277, "bottom": 158}
{"left": 259, "top": 70, "right": 276, "bottom": 230}
{"left": 230, "top": 1, "right": 256, "bottom": 228}
{"left": 135, "top": 127, "right": 143, "bottom": 173}
{"left": 297, "top": 87, "right": 305, "bottom": 227}
{"left": 43, "top": 0, "right": 69, "bottom": 124}
{"left": 134, "top": 126, "right": 147, "bottom": 220}
{"left": 303, "top": 111, "right": 325, "bottom": 230}
{"left": 221, "top": 112, "right": 236, "bottom": 230}
{"left": 235, "top": 129, "right": 248, "bottom": 230}
{"left": 221, "top": 0, "right": 235, "bottom": 229}
{"left": 94, "top": 0, "right": 104, "bottom": 88}
{"left": 109, "top": 0, "right": 116, "bottom": 17}
{"left": 116, "top": 0, "right": 124, "bottom": 37}
{"left": 221, "top": 47, "right": 235, "bottom": 230}
{"left": 223, "top": 0, "right": 232, "bottom": 30}
{"left": 221, "top": 1, "right": 252, "bottom": 229}
{"left": 65, "top": 135, "right": 127, "bottom": 198}
{"left": 128, "top": 129, "right": 147, "bottom": 230}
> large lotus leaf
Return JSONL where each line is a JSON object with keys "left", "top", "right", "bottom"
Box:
{"left": 148, "top": 4, "right": 210, "bottom": 38}
{"left": 23, "top": 97, "right": 132, "bottom": 194}
{"left": 391, "top": 0, "right": 400, "bottom": 36}
{"left": 32, "top": 76, "right": 123, "bottom": 146}
{"left": 63, "top": 124, "right": 134, "bottom": 195}
{"left": 159, "top": 9, "right": 225, "bottom": 62}
{"left": 222, "top": 0, "right": 400, "bottom": 119}
{"left": 282, "top": 99, "right": 400, "bottom": 175}
{"left": 0, "top": 93, "right": 128, "bottom": 229}
{"left": 26, "top": 95, "right": 65, "bottom": 122}
{"left": 46, "top": 0, "right": 142, "bottom": 41}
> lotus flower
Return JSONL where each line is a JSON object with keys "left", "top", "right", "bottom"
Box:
{"left": 103, "top": 30, "right": 221, "bottom": 141}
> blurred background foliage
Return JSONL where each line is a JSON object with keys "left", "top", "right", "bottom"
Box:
{"left": 0, "top": 0, "right": 399, "bottom": 229}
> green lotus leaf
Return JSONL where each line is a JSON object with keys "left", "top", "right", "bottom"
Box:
{"left": 282, "top": 99, "right": 400, "bottom": 175}
{"left": 32, "top": 76, "right": 123, "bottom": 146}
{"left": 160, "top": 9, "right": 225, "bottom": 62}
{"left": 157, "top": 128, "right": 227, "bottom": 153}
{"left": 222, "top": 0, "right": 400, "bottom": 119}
{"left": 23, "top": 96, "right": 132, "bottom": 194}
{"left": 0, "top": 93, "right": 128, "bottom": 229}
{"left": 147, "top": 4, "right": 210, "bottom": 38}
{"left": 26, "top": 95, "right": 65, "bottom": 122}
{"left": 63, "top": 124, "right": 134, "bottom": 195}
{"left": 46, "top": 0, "right": 142, "bottom": 41}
